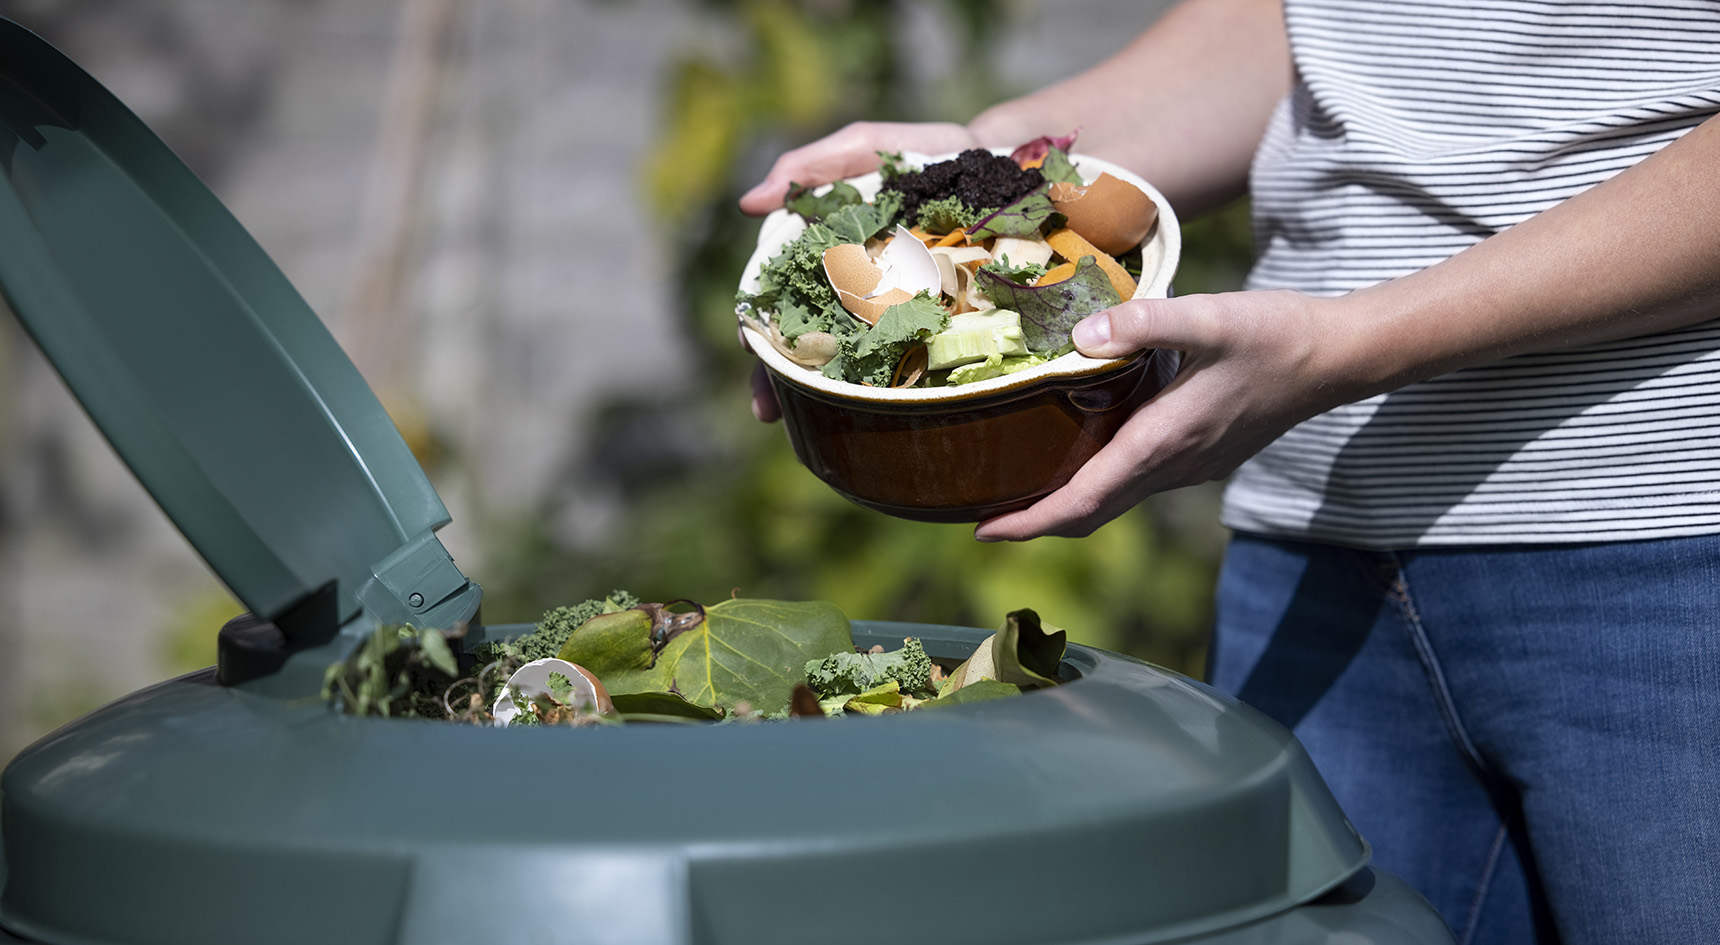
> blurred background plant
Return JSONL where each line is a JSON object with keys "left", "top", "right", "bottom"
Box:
{"left": 479, "top": 0, "right": 1255, "bottom": 675}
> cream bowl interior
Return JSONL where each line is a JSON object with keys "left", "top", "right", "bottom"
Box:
{"left": 738, "top": 149, "right": 1181, "bottom": 403}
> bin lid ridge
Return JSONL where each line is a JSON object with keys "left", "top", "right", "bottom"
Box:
{"left": 0, "top": 17, "right": 477, "bottom": 637}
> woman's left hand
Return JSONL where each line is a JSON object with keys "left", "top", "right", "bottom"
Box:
{"left": 974, "top": 289, "right": 1360, "bottom": 541}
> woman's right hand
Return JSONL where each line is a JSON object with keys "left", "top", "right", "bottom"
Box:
{"left": 737, "top": 121, "right": 982, "bottom": 217}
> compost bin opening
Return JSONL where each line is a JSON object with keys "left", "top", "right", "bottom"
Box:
{"left": 306, "top": 618, "right": 1086, "bottom": 726}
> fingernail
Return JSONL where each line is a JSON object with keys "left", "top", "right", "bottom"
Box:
{"left": 1072, "top": 313, "right": 1111, "bottom": 350}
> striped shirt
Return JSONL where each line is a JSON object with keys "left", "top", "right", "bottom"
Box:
{"left": 1221, "top": 0, "right": 1720, "bottom": 547}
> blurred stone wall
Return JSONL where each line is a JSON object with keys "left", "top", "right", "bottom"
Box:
{"left": 0, "top": 0, "right": 1171, "bottom": 763}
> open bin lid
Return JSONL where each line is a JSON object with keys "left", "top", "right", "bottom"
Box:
{"left": 0, "top": 18, "right": 479, "bottom": 646}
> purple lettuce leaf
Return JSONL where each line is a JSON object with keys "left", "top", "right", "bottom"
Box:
{"left": 1009, "top": 130, "right": 1081, "bottom": 167}
{"left": 968, "top": 188, "right": 1061, "bottom": 240}
{"left": 974, "top": 256, "right": 1121, "bottom": 354}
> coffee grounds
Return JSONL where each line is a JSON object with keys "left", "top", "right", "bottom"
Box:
{"left": 880, "top": 149, "right": 1045, "bottom": 224}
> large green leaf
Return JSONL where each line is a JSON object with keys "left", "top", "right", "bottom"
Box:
{"left": 654, "top": 599, "right": 854, "bottom": 714}
{"left": 567, "top": 599, "right": 854, "bottom": 716}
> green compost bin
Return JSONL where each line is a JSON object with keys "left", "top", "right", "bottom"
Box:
{"left": 0, "top": 18, "right": 1456, "bottom": 945}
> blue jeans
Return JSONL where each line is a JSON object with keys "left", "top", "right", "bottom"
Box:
{"left": 1210, "top": 533, "right": 1720, "bottom": 945}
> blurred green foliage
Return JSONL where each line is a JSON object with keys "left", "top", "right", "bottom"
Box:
{"left": 484, "top": 0, "right": 1254, "bottom": 679}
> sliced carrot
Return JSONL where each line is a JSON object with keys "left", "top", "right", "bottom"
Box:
{"left": 934, "top": 227, "right": 968, "bottom": 247}
{"left": 908, "top": 226, "right": 939, "bottom": 247}
{"left": 1045, "top": 227, "right": 1138, "bottom": 299}
{"left": 1035, "top": 262, "right": 1078, "bottom": 286}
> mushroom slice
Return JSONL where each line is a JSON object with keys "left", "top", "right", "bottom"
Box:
{"left": 960, "top": 259, "right": 996, "bottom": 313}
{"left": 929, "top": 245, "right": 991, "bottom": 298}
{"left": 989, "top": 235, "right": 1055, "bottom": 270}
{"left": 765, "top": 323, "right": 837, "bottom": 366}
{"left": 891, "top": 345, "right": 929, "bottom": 388}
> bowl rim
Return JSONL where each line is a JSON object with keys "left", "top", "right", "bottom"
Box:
{"left": 737, "top": 149, "right": 1181, "bottom": 405}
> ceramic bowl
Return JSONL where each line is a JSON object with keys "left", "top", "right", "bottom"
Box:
{"left": 738, "top": 151, "right": 1181, "bottom": 522}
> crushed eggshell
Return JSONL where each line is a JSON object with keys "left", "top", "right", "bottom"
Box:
{"left": 874, "top": 225, "right": 942, "bottom": 298}
{"left": 492, "top": 657, "right": 614, "bottom": 726}
{"left": 837, "top": 286, "right": 915, "bottom": 325}
{"left": 823, "top": 243, "right": 882, "bottom": 297}
{"left": 823, "top": 226, "right": 942, "bottom": 325}
{"left": 1049, "top": 172, "right": 1159, "bottom": 257}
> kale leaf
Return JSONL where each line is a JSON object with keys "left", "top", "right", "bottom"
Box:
{"left": 785, "top": 180, "right": 863, "bottom": 221}
{"left": 915, "top": 195, "right": 993, "bottom": 235}
{"left": 822, "top": 292, "right": 948, "bottom": 386}
{"left": 805, "top": 638, "right": 936, "bottom": 698}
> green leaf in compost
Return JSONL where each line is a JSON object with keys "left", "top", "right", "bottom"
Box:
{"left": 995, "top": 608, "right": 1067, "bottom": 687}
{"left": 585, "top": 599, "right": 855, "bottom": 716}
{"left": 785, "top": 180, "right": 863, "bottom": 221}
{"left": 804, "top": 638, "right": 935, "bottom": 698}
{"left": 417, "top": 625, "right": 458, "bottom": 677}
{"left": 609, "top": 691, "right": 726, "bottom": 722}
{"left": 941, "top": 608, "right": 1068, "bottom": 695}
{"left": 557, "top": 608, "right": 657, "bottom": 677}
{"left": 923, "top": 679, "right": 1021, "bottom": 708}
{"left": 1039, "top": 147, "right": 1084, "bottom": 185}
{"left": 975, "top": 255, "right": 1121, "bottom": 353}
{"left": 842, "top": 679, "right": 918, "bottom": 716}
{"left": 968, "top": 188, "right": 1059, "bottom": 240}
{"left": 653, "top": 599, "right": 855, "bottom": 714}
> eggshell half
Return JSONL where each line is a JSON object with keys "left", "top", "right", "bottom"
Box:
{"left": 1049, "top": 172, "right": 1160, "bottom": 256}
{"left": 836, "top": 286, "right": 914, "bottom": 325}
{"left": 823, "top": 243, "right": 882, "bottom": 297}
{"left": 492, "top": 657, "right": 615, "bottom": 726}
{"left": 874, "top": 225, "right": 941, "bottom": 298}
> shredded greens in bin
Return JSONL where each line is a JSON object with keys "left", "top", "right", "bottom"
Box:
{"left": 323, "top": 595, "right": 1068, "bottom": 727}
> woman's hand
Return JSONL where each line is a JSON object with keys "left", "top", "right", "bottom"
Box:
{"left": 738, "top": 121, "right": 981, "bottom": 217}
{"left": 974, "top": 290, "right": 1364, "bottom": 541}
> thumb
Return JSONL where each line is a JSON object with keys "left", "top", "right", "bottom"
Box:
{"left": 1072, "top": 297, "right": 1212, "bottom": 359}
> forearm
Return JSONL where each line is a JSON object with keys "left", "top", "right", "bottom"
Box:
{"left": 966, "top": 0, "right": 1291, "bottom": 216}
{"left": 1329, "top": 113, "right": 1720, "bottom": 402}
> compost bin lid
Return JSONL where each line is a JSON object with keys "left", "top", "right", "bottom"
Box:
{"left": 0, "top": 18, "right": 479, "bottom": 640}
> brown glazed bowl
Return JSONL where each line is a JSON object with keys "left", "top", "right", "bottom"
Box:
{"left": 739, "top": 151, "right": 1181, "bottom": 522}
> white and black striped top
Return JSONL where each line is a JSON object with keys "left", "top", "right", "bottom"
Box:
{"left": 1222, "top": 0, "right": 1720, "bottom": 547}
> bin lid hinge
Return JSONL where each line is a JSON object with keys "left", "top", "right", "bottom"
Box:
{"left": 355, "top": 529, "right": 482, "bottom": 630}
